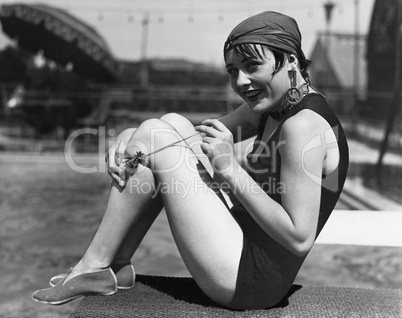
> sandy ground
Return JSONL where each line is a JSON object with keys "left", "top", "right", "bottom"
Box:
{"left": 0, "top": 153, "right": 401, "bottom": 318}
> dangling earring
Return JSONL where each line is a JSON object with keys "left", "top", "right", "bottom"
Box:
{"left": 268, "top": 63, "right": 310, "bottom": 121}
{"left": 286, "top": 66, "right": 303, "bottom": 105}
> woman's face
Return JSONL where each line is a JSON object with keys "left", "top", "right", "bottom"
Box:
{"left": 225, "top": 46, "right": 291, "bottom": 114}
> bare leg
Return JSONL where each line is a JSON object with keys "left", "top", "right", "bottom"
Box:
{"left": 54, "top": 114, "right": 242, "bottom": 306}
{"left": 32, "top": 147, "right": 163, "bottom": 305}
{"left": 108, "top": 113, "right": 232, "bottom": 264}
{"left": 73, "top": 116, "right": 215, "bottom": 271}
{"left": 98, "top": 113, "right": 232, "bottom": 265}
{"left": 74, "top": 163, "right": 157, "bottom": 270}
{"left": 127, "top": 115, "right": 243, "bottom": 305}
{"left": 111, "top": 194, "right": 163, "bottom": 264}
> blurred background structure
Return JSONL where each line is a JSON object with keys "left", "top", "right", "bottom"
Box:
{"left": 0, "top": 0, "right": 375, "bottom": 139}
{"left": 0, "top": 0, "right": 400, "bottom": 188}
{"left": 0, "top": 0, "right": 401, "bottom": 317}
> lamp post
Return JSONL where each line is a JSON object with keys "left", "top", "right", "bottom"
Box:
{"left": 140, "top": 12, "right": 150, "bottom": 87}
{"left": 324, "top": 0, "right": 335, "bottom": 49}
{"left": 323, "top": 0, "right": 335, "bottom": 92}
{"left": 140, "top": 13, "right": 149, "bottom": 61}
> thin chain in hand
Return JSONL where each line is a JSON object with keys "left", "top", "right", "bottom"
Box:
{"left": 124, "top": 132, "right": 201, "bottom": 170}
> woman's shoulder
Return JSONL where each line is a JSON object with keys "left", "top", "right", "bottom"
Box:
{"left": 280, "top": 105, "right": 330, "bottom": 140}
{"left": 277, "top": 110, "right": 328, "bottom": 167}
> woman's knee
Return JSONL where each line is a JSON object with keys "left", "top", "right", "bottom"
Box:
{"left": 136, "top": 118, "right": 178, "bottom": 141}
{"left": 134, "top": 118, "right": 187, "bottom": 155}
{"left": 160, "top": 113, "right": 202, "bottom": 149}
{"left": 137, "top": 118, "right": 171, "bottom": 132}
{"left": 160, "top": 113, "right": 194, "bottom": 131}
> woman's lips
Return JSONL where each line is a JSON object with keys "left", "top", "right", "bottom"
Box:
{"left": 243, "top": 89, "right": 263, "bottom": 101}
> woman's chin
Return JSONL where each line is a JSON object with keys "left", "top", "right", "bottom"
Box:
{"left": 246, "top": 98, "right": 275, "bottom": 114}
{"left": 249, "top": 99, "right": 284, "bottom": 114}
{"left": 249, "top": 103, "right": 269, "bottom": 114}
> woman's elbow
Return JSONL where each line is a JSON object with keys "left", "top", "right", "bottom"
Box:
{"left": 289, "top": 238, "right": 314, "bottom": 257}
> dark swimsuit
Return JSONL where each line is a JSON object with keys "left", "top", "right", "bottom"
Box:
{"left": 226, "top": 93, "right": 349, "bottom": 309}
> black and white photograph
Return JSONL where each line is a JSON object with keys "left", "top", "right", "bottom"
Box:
{"left": 0, "top": 0, "right": 401, "bottom": 317}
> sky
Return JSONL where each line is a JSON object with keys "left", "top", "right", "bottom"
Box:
{"left": 0, "top": 0, "right": 375, "bottom": 66}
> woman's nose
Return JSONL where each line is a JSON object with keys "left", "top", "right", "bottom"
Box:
{"left": 236, "top": 70, "right": 251, "bottom": 88}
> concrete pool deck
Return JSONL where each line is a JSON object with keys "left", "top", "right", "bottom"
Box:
{"left": 316, "top": 210, "right": 402, "bottom": 247}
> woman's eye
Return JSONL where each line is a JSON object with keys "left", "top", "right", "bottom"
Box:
{"left": 246, "top": 62, "right": 258, "bottom": 71}
{"left": 227, "top": 68, "right": 238, "bottom": 76}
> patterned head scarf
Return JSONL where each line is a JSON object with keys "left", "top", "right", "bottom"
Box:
{"left": 224, "top": 11, "right": 310, "bottom": 68}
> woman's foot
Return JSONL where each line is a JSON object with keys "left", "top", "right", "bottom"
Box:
{"left": 33, "top": 267, "right": 117, "bottom": 305}
{"left": 49, "top": 263, "right": 136, "bottom": 290}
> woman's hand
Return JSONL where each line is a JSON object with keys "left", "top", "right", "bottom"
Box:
{"left": 195, "top": 119, "right": 239, "bottom": 174}
{"left": 106, "top": 128, "right": 137, "bottom": 187}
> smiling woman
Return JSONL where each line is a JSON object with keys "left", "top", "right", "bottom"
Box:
{"left": 32, "top": 10, "right": 348, "bottom": 310}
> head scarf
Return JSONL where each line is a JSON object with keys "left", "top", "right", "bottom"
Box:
{"left": 224, "top": 11, "right": 310, "bottom": 68}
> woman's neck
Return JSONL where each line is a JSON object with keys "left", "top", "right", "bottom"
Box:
{"left": 268, "top": 81, "right": 310, "bottom": 121}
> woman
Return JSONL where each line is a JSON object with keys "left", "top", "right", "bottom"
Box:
{"left": 33, "top": 11, "right": 348, "bottom": 309}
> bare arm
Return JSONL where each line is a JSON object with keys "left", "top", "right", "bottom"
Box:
{"left": 202, "top": 111, "right": 329, "bottom": 257}
{"left": 241, "top": 113, "right": 326, "bottom": 256}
